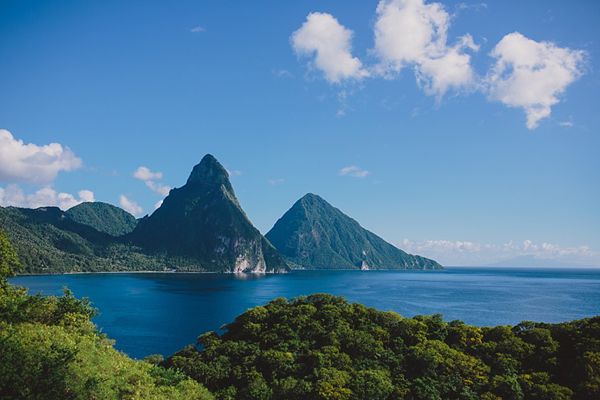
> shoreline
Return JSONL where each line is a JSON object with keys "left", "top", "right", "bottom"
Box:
{"left": 13, "top": 265, "right": 600, "bottom": 278}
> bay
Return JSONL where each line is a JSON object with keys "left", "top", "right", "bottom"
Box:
{"left": 9, "top": 267, "right": 600, "bottom": 360}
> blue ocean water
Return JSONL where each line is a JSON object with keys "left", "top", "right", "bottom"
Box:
{"left": 9, "top": 267, "right": 600, "bottom": 360}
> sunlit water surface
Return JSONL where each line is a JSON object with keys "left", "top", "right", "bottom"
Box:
{"left": 10, "top": 267, "right": 600, "bottom": 359}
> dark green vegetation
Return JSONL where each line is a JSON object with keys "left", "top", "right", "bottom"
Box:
{"left": 1, "top": 154, "right": 289, "bottom": 273}
{"left": 66, "top": 201, "right": 138, "bottom": 236}
{"left": 0, "top": 205, "right": 167, "bottom": 274}
{"left": 167, "top": 294, "right": 600, "bottom": 399}
{"left": 129, "top": 154, "right": 289, "bottom": 273}
{"left": 0, "top": 230, "right": 213, "bottom": 399}
{"left": 266, "top": 194, "right": 442, "bottom": 270}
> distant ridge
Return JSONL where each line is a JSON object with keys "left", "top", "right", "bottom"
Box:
{"left": 266, "top": 193, "right": 442, "bottom": 270}
{"left": 129, "top": 154, "right": 289, "bottom": 273}
{"left": 66, "top": 201, "right": 138, "bottom": 236}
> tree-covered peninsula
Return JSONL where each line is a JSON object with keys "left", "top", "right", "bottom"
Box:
{"left": 166, "top": 294, "right": 599, "bottom": 399}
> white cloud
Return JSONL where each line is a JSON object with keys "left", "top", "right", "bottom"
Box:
{"left": 372, "top": 0, "right": 479, "bottom": 99}
{"left": 78, "top": 190, "right": 95, "bottom": 203}
{"left": 119, "top": 195, "right": 143, "bottom": 216}
{"left": 190, "top": 26, "right": 205, "bottom": 33}
{"left": 133, "top": 166, "right": 170, "bottom": 196}
{"left": 154, "top": 200, "right": 163, "bottom": 210}
{"left": 485, "top": 32, "right": 587, "bottom": 129}
{"left": 145, "top": 180, "right": 171, "bottom": 196}
{"left": 227, "top": 169, "right": 242, "bottom": 177}
{"left": 0, "top": 129, "right": 82, "bottom": 185}
{"left": 339, "top": 165, "right": 370, "bottom": 178}
{"left": 399, "top": 238, "right": 600, "bottom": 267}
{"left": 291, "top": 12, "right": 369, "bottom": 83}
{"left": 273, "top": 69, "right": 293, "bottom": 78}
{"left": 268, "top": 179, "right": 284, "bottom": 186}
{"left": 133, "top": 166, "right": 162, "bottom": 181}
{"left": 0, "top": 184, "right": 94, "bottom": 210}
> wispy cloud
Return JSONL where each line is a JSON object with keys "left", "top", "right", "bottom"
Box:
{"left": 145, "top": 181, "right": 170, "bottom": 196}
{"left": 0, "top": 129, "right": 82, "bottom": 185}
{"left": 268, "top": 178, "right": 284, "bottom": 186}
{"left": 339, "top": 165, "right": 370, "bottom": 178}
{"left": 190, "top": 26, "right": 206, "bottom": 33}
{"left": 272, "top": 69, "right": 294, "bottom": 79}
{"left": 133, "top": 166, "right": 170, "bottom": 196}
{"left": 119, "top": 194, "right": 143, "bottom": 216}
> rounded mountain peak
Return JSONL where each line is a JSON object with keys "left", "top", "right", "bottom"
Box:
{"left": 186, "top": 154, "right": 230, "bottom": 187}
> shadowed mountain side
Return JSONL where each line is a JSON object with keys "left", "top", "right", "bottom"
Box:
{"left": 266, "top": 193, "right": 442, "bottom": 270}
{"left": 128, "top": 155, "right": 289, "bottom": 273}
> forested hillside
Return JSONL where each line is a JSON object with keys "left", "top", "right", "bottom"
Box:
{"left": 166, "top": 294, "right": 600, "bottom": 399}
{"left": 65, "top": 201, "right": 138, "bottom": 236}
{"left": 0, "top": 206, "right": 166, "bottom": 273}
{"left": 0, "top": 230, "right": 213, "bottom": 399}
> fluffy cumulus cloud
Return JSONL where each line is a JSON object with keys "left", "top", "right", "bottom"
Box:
{"left": 291, "top": 12, "right": 369, "bottom": 83}
{"left": 0, "top": 129, "right": 82, "bottom": 185}
{"left": 144, "top": 181, "right": 170, "bottom": 196}
{"left": 0, "top": 184, "right": 94, "bottom": 210}
{"left": 291, "top": 1, "right": 587, "bottom": 128}
{"left": 119, "top": 195, "right": 143, "bottom": 216}
{"left": 133, "top": 166, "right": 170, "bottom": 196}
{"left": 372, "top": 0, "right": 478, "bottom": 99}
{"left": 339, "top": 166, "right": 370, "bottom": 178}
{"left": 399, "top": 238, "right": 600, "bottom": 267}
{"left": 486, "top": 32, "right": 587, "bottom": 129}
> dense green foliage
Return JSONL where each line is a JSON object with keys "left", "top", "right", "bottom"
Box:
{"left": 0, "top": 231, "right": 213, "bottom": 399}
{"left": 0, "top": 205, "right": 172, "bottom": 274}
{"left": 266, "top": 194, "right": 442, "bottom": 270}
{"left": 129, "top": 154, "right": 289, "bottom": 273}
{"left": 166, "top": 294, "right": 599, "bottom": 400}
{"left": 66, "top": 201, "right": 138, "bottom": 236}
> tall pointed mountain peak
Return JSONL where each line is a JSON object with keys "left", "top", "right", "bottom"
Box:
{"left": 266, "top": 194, "right": 442, "bottom": 270}
{"left": 130, "top": 154, "right": 289, "bottom": 273}
{"left": 186, "top": 154, "right": 230, "bottom": 186}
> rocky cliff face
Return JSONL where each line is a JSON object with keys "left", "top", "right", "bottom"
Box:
{"left": 266, "top": 193, "right": 442, "bottom": 270}
{"left": 129, "top": 155, "right": 289, "bottom": 273}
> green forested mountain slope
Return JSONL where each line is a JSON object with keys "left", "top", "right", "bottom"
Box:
{"left": 266, "top": 194, "right": 442, "bottom": 270}
{"left": 66, "top": 201, "right": 138, "bottom": 236}
{"left": 0, "top": 206, "right": 164, "bottom": 273}
{"left": 129, "top": 154, "right": 289, "bottom": 273}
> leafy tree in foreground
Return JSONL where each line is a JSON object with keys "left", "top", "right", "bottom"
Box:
{"left": 165, "top": 294, "right": 599, "bottom": 400}
{"left": 0, "top": 230, "right": 213, "bottom": 399}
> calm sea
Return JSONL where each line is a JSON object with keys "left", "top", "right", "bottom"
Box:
{"left": 9, "top": 267, "right": 600, "bottom": 360}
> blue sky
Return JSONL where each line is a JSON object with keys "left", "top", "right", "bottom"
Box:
{"left": 1, "top": 0, "right": 599, "bottom": 266}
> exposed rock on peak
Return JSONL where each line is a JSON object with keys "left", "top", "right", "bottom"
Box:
{"left": 186, "top": 154, "right": 231, "bottom": 189}
{"left": 129, "top": 154, "right": 289, "bottom": 273}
